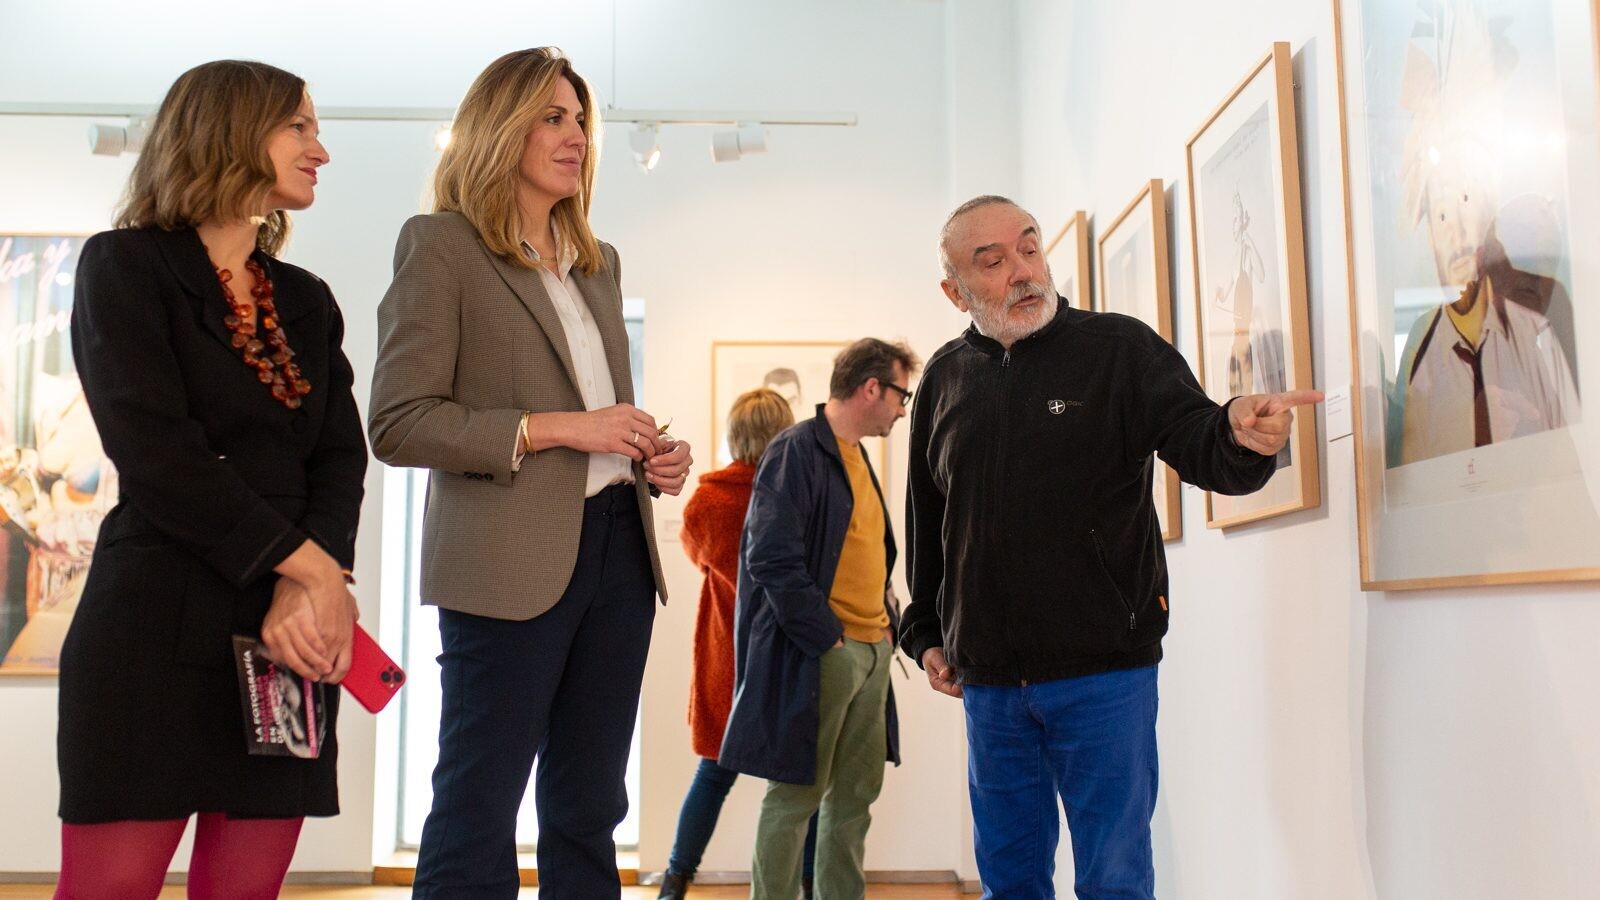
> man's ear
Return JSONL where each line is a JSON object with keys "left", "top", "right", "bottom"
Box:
{"left": 941, "top": 278, "right": 968, "bottom": 312}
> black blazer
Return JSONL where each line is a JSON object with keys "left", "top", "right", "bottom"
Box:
{"left": 69, "top": 226, "right": 366, "bottom": 666}
{"left": 59, "top": 226, "right": 367, "bottom": 823}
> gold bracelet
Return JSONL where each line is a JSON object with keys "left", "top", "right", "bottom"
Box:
{"left": 519, "top": 411, "right": 534, "bottom": 457}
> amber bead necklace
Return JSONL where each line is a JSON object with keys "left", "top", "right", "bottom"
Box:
{"left": 213, "top": 256, "right": 311, "bottom": 409}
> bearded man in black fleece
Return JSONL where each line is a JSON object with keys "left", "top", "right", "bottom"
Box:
{"left": 899, "top": 196, "right": 1321, "bottom": 900}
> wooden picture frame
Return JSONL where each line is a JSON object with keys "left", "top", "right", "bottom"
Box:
{"left": 1184, "top": 42, "right": 1321, "bottom": 528}
{"left": 1096, "top": 181, "right": 1182, "bottom": 542}
{"left": 1045, "top": 210, "right": 1092, "bottom": 310}
{"left": 1333, "top": 0, "right": 1600, "bottom": 589}
{"left": 709, "top": 341, "right": 889, "bottom": 479}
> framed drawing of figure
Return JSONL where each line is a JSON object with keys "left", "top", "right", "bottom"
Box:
{"left": 710, "top": 341, "right": 889, "bottom": 476}
{"left": 0, "top": 234, "right": 115, "bottom": 675}
{"left": 1335, "top": 0, "right": 1600, "bottom": 588}
{"left": 1045, "top": 210, "right": 1091, "bottom": 310}
{"left": 1185, "top": 41, "right": 1321, "bottom": 528}
{"left": 1096, "top": 181, "right": 1182, "bottom": 542}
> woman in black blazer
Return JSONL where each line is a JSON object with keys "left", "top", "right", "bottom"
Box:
{"left": 54, "top": 60, "right": 366, "bottom": 899}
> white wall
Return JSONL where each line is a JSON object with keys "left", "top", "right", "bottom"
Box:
{"left": 13, "top": 1, "right": 1594, "bottom": 895}
{"left": 1015, "top": 2, "right": 1600, "bottom": 899}
{"left": 0, "top": 0, "right": 975, "bottom": 880}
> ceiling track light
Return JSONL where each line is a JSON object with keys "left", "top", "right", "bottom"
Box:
{"left": 711, "top": 123, "right": 768, "bottom": 163}
{"left": 0, "top": 103, "right": 853, "bottom": 158}
{"left": 2, "top": 101, "right": 856, "bottom": 127}
{"left": 86, "top": 116, "right": 151, "bottom": 156}
{"left": 628, "top": 122, "right": 661, "bottom": 171}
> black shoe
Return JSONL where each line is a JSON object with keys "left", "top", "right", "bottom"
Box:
{"left": 801, "top": 876, "right": 814, "bottom": 899}
{"left": 657, "top": 871, "right": 691, "bottom": 899}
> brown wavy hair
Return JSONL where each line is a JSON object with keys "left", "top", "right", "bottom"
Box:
{"left": 115, "top": 60, "right": 307, "bottom": 256}
{"left": 434, "top": 47, "right": 604, "bottom": 274}
{"left": 829, "top": 338, "right": 922, "bottom": 399}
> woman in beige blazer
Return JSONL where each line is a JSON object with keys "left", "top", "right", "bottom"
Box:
{"left": 368, "top": 47, "right": 692, "bottom": 900}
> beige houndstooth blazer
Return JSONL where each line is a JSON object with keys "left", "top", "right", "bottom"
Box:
{"left": 368, "top": 211, "right": 666, "bottom": 620}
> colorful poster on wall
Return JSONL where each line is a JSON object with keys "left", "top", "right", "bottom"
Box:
{"left": 0, "top": 234, "right": 115, "bottom": 674}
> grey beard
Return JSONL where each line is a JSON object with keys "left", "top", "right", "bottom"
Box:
{"left": 960, "top": 277, "right": 1059, "bottom": 346}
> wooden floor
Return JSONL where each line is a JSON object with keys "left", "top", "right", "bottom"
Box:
{"left": 0, "top": 885, "right": 968, "bottom": 898}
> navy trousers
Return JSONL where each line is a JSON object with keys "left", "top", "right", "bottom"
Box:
{"left": 413, "top": 484, "right": 657, "bottom": 899}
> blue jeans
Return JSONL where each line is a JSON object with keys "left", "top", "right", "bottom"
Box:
{"left": 666, "top": 758, "right": 816, "bottom": 880}
{"left": 963, "top": 665, "right": 1159, "bottom": 900}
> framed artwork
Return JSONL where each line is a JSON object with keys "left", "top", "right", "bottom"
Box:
{"left": 0, "top": 234, "right": 114, "bottom": 675}
{"left": 1335, "top": 0, "right": 1600, "bottom": 588}
{"left": 710, "top": 341, "right": 888, "bottom": 478}
{"left": 1184, "top": 42, "right": 1321, "bottom": 528}
{"left": 1096, "top": 181, "right": 1182, "bottom": 542}
{"left": 1045, "top": 210, "right": 1092, "bottom": 310}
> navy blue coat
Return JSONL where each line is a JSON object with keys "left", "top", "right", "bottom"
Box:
{"left": 718, "top": 407, "right": 902, "bottom": 784}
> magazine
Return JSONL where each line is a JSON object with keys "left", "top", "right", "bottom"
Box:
{"left": 231, "top": 634, "right": 325, "bottom": 759}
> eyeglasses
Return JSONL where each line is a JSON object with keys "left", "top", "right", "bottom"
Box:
{"left": 882, "top": 381, "right": 913, "bottom": 407}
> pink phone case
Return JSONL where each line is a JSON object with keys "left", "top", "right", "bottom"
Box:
{"left": 343, "top": 624, "right": 405, "bottom": 713}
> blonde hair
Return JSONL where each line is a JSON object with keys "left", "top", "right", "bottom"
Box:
{"left": 115, "top": 60, "right": 306, "bottom": 256}
{"left": 434, "top": 47, "right": 604, "bottom": 274}
{"left": 727, "top": 388, "right": 795, "bottom": 465}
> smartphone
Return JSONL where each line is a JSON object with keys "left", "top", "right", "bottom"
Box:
{"left": 342, "top": 624, "right": 405, "bottom": 714}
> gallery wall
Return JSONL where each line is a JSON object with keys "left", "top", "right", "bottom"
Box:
{"left": 1014, "top": 0, "right": 1600, "bottom": 898}
{"left": 0, "top": 0, "right": 984, "bottom": 880}
{"left": 5, "top": 0, "right": 1595, "bottom": 896}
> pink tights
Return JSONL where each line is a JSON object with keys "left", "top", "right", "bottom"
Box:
{"left": 56, "top": 813, "right": 304, "bottom": 899}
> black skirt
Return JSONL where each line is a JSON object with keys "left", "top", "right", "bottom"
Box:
{"left": 56, "top": 533, "right": 340, "bottom": 824}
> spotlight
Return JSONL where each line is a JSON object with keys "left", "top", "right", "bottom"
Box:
{"left": 87, "top": 117, "right": 150, "bottom": 156}
{"left": 434, "top": 124, "right": 453, "bottom": 152}
{"left": 710, "top": 123, "right": 767, "bottom": 163}
{"left": 629, "top": 123, "right": 661, "bottom": 171}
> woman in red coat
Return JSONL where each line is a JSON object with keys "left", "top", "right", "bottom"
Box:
{"left": 659, "top": 389, "right": 813, "bottom": 898}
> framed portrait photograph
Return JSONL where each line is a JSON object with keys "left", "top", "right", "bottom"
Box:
{"left": 0, "top": 233, "right": 113, "bottom": 675}
{"left": 710, "top": 341, "right": 889, "bottom": 477}
{"left": 1185, "top": 41, "right": 1321, "bottom": 528}
{"left": 1335, "top": 0, "right": 1600, "bottom": 588}
{"left": 1096, "top": 181, "right": 1182, "bottom": 542}
{"left": 1045, "top": 210, "right": 1092, "bottom": 310}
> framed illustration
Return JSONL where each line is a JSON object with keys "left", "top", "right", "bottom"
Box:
{"left": 1096, "top": 181, "right": 1182, "bottom": 542}
{"left": 710, "top": 341, "right": 888, "bottom": 478}
{"left": 1045, "top": 210, "right": 1092, "bottom": 310}
{"left": 1184, "top": 42, "right": 1321, "bottom": 528}
{"left": 1335, "top": 0, "right": 1600, "bottom": 588}
{"left": 0, "top": 234, "right": 114, "bottom": 675}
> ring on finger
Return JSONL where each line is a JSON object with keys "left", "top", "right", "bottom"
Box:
{"left": 630, "top": 431, "right": 639, "bottom": 445}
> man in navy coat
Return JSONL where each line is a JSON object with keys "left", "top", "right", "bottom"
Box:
{"left": 720, "top": 338, "right": 919, "bottom": 900}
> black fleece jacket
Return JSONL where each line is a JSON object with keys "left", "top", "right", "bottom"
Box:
{"left": 899, "top": 301, "right": 1275, "bottom": 686}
